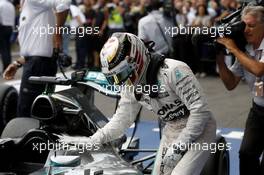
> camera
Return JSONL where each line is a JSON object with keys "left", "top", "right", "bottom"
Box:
{"left": 53, "top": 48, "right": 72, "bottom": 68}
{"left": 57, "top": 52, "right": 72, "bottom": 68}
{"left": 191, "top": 8, "right": 246, "bottom": 58}
{"left": 192, "top": 0, "right": 264, "bottom": 58}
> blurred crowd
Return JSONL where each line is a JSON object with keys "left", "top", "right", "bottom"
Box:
{"left": 0, "top": 0, "right": 243, "bottom": 75}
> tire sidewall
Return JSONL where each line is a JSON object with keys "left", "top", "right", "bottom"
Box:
{"left": 0, "top": 85, "right": 18, "bottom": 132}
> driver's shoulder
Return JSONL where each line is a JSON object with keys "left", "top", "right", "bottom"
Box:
{"left": 162, "top": 59, "right": 191, "bottom": 74}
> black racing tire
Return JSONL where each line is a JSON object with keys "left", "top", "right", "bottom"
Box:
{"left": 0, "top": 84, "right": 18, "bottom": 133}
{"left": 1, "top": 117, "right": 39, "bottom": 138}
{"left": 201, "top": 135, "right": 230, "bottom": 175}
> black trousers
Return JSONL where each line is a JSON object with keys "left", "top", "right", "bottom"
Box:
{"left": 75, "top": 34, "right": 88, "bottom": 69}
{"left": 0, "top": 25, "right": 12, "bottom": 72}
{"left": 17, "top": 56, "right": 57, "bottom": 118}
{"left": 239, "top": 102, "right": 264, "bottom": 175}
{"left": 75, "top": 31, "right": 98, "bottom": 70}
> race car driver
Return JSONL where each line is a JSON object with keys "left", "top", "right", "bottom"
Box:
{"left": 59, "top": 32, "right": 216, "bottom": 175}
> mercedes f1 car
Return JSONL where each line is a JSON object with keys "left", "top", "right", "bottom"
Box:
{"left": 0, "top": 70, "right": 229, "bottom": 175}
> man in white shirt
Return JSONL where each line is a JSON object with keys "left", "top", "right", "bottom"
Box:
{"left": 3, "top": 0, "right": 71, "bottom": 118}
{"left": 138, "top": 0, "right": 173, "bottom": 57}
{"left": 69, "top": 4, "right": 87, "bottom": 70}
{"left": 216, "top": 6, "right": 264, "bottom": 175}
{"left": 69, "top": 4, "right": 86, "bottom": 29}
{"left": 0, "top": 0, "right": 15, "bottom": 73}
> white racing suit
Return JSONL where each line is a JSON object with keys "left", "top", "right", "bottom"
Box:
{"left": 91, "top": 59, "right": 216, "bottom": 175}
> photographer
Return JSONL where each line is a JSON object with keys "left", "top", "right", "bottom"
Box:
{"left": 3, "top": 0, "right": 70, "bottom": 118}
{"left": 216, "top": 6, "right": 264, "bottom": 175}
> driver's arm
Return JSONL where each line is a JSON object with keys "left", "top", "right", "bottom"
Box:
{"left": 169, "top": 63, "right": 215, "bottom": 145}
{"left": 90, "top": 89, "right": 142, "bottom": 144}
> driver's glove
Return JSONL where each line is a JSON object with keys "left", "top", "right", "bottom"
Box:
{"left": 54, "top": 134, "right": 102, "bottom": 152}
{"left": 162, "top": 143, "right": 187, "bottom": 168}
